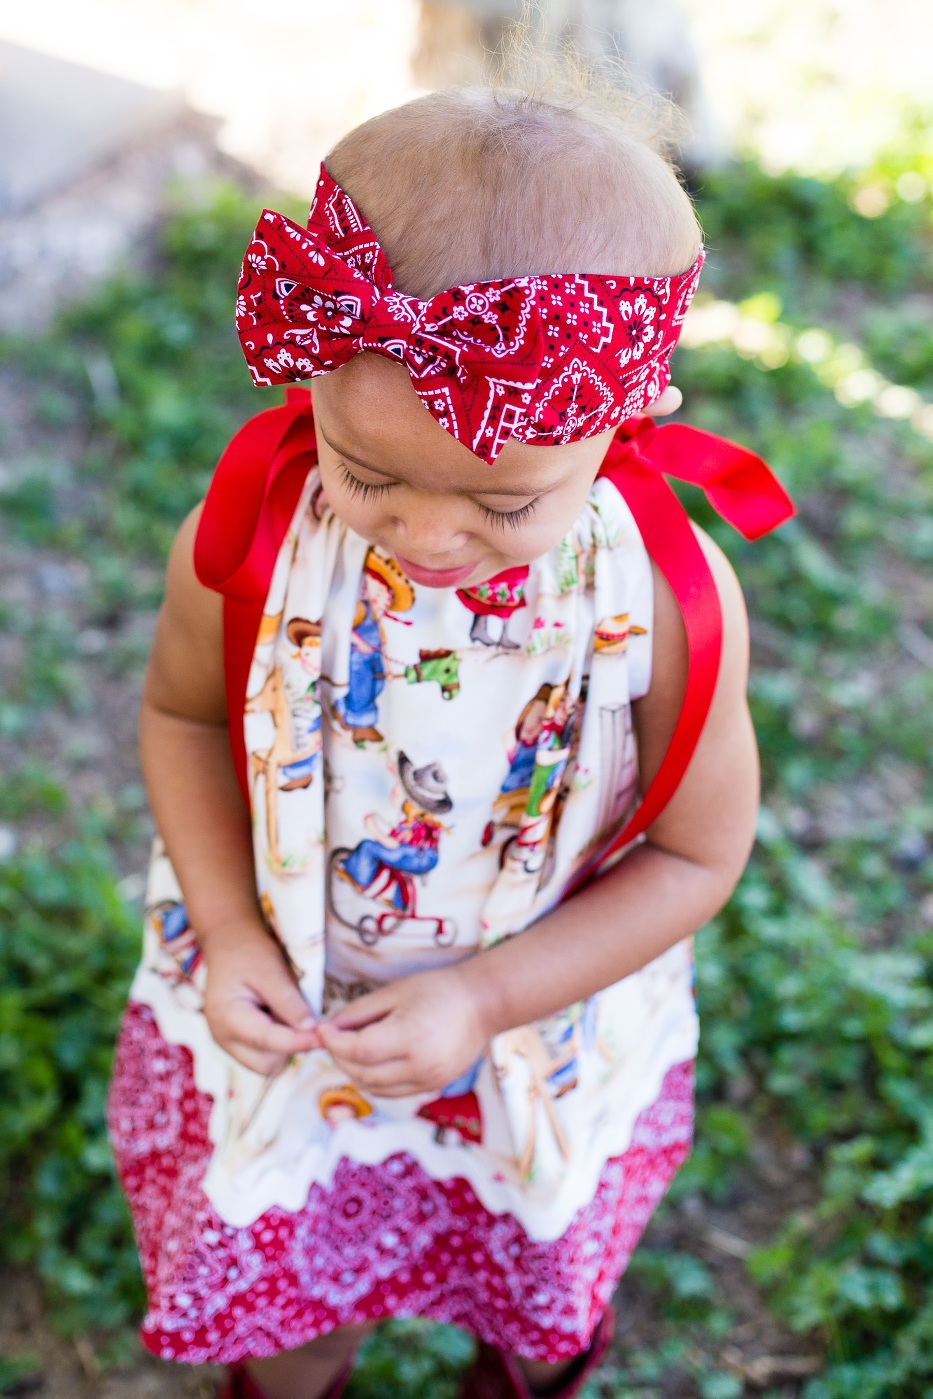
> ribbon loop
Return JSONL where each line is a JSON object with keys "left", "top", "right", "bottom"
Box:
{"left": 615, "top": 417, "right": 795, "bottom": 541}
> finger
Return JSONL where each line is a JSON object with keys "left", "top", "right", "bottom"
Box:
{"left": 324, "top": 1052, "right": 423, "bottom": 1097}
{"left": 646, "top": 384, "right": 683, "bottom": 417}
{"left": 338, "top": 1061, "right": 421, "bottom": 1093}
{"left": 359, "top": 1079, "right": 424, "bottom": 1099}
{"left": 323, "top": 1046, "right": 405, "bottom": 1085}
{"left": 218, "top": 1003, "right": 319, "bottom": 1057}
{"left": 327, "top": 986, "right": 397, "bottom": 1031}
{"left": 318, "top": 1018, "right": 405, "bottom": 1066}
{"left": 251, "top": 963, "right": 318, "bottom": 1033}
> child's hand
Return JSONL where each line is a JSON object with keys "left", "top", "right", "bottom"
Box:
{"left": 201, "top": 919, "right": 322, "bottom": 1075}
{"left": 317, "top": 964, "right": 489, "bottom": 1098}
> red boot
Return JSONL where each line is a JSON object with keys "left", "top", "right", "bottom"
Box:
{"left": 459, "top": 1307, "right": 615, "bottom": 1399}
{"left": 217, "top": 1353, "right": 355, "bottom": 1399}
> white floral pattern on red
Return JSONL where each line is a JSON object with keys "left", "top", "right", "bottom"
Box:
{"left": 235, "top": 165, "right": 703, "bottom": 463}
{"left": 108, "top": 1002, "right": 693, "bottom": 1366}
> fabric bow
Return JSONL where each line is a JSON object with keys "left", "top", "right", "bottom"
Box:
{"left": 235, "top": 165, "right": 706, "bottom": 464}
{"left": 237, "top": 210, "right": 546, "bottom": 462}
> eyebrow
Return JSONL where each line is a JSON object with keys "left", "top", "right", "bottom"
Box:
{"left": 321, "top": 429, "right": 551, "bottom": 497}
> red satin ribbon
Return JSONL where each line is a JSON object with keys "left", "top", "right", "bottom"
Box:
{"left": 194, "top": 389, "right": 794, "bottom": 873}
{"left": 579, "top": 447, "right": 722, "bottom": 882}
{"left": 571, "top": 417, "right": 792, "bottom": 879}
{"left": 614, "top": 415, "right": 795, "bottom": 542}
{"left": 194, "top": 387, "right": 318, "bottom": 802}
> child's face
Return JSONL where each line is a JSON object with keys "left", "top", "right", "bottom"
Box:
{"left": 324, "top": 1102, "right": 356, "bottom": 1126}
{"left": 551, "top": 692, "right": 573, "bottom": 729}
{"left": 519, "top": 701, "right": 547, "bottom": 745}
{"left": 311, "top": 356, "right": 617, "bottom": 590}
{"left": 365, "top": 574, "right": 394, "bottom": 619}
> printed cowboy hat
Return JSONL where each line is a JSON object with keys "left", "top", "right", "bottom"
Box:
{"left": 286, "top": 616, "right": 322, "bottom": 647}
{"left": 364, "top": 552, "right": 415, "bottom": 613}
{"left": 398, "top": 751, "right": 453, "bottom": 814}
{"left": 318, "top": 1085, "right": 372, "bottom": 1119}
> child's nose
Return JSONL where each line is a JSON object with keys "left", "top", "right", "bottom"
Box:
{"left": 391, "top": 500, "right": 471, "bottom": 556}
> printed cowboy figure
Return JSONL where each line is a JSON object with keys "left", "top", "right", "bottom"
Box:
{"left": 539, "top": 679, "right": 589, "bottom": 887}
{"left": 151, "top": 900, "right": 201, "bottom": 984}
{"left": 506, "top": 684, "right": 578, "bottom": 874}
{"left": 540, "top": 997, "right": 610, "bottom": 1100}
{"left": 458, "top": 564, "right": 528, "bottom": 650}
{"left": 507, "top": 745, "right": 571, "bottom": 875}
{"left": 336, "top": 753, "right": 452, "bottom": 910}
{"left": 279, "top": 616, "right": 323, "bottom": 790}
{"left": 483, "top": 682, "right": 575, "bottom": 852}
{"left": 417, "top": 1056, "right": 485, "bottom": 1146}
{"left": 501, "top": 684, "right": 552, "bottom": 793}
{"left": 318, "top": 1084, "right": 374, "bottom": 1130}
{"left": 334, "top": 552, "right": 415, "bottom": 744}
{"left": 247, "top": 659, "right": 325, "bottom": 870}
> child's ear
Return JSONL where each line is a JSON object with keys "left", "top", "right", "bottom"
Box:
{"left": 646, "top": 385, "right": 683, "bottom": 416}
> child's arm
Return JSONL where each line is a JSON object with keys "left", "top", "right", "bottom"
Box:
{"left": 319, "top": 527, "right": 757, "bottom": 1097}
{"left": 140, "top": 509, "right": 321, "bottom": 1075}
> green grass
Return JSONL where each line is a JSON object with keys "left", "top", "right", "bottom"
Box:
{"left": 0, "top": 787, "right": 145, "bottom": 1334}
{"left": 1, "top": 154, "right": 933, "bottom": 1393}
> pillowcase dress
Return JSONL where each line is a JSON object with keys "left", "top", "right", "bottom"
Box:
{"left": 107, "top": 404, "right": 788, "bottom": 1367}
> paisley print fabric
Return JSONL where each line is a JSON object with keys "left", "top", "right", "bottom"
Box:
{"left": 235, "top": 165, "right": 703, "bottom": 462}
{"left": 108, "top": 1001, "right": 694, "bottom": 1365}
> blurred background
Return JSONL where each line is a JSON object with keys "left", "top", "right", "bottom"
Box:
{"left": 1, "top": 2, "right": 932, "bottom": 1396}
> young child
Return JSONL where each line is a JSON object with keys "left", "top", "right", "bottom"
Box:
{"left": 107, "top": 71, "right": 792, "bottom": 1399}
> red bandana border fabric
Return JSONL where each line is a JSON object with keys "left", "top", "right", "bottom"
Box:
{"left": 236, "top": 165, "right": 704, "bottom": 463}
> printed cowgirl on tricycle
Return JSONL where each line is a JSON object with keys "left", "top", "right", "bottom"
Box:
{"left": 327, "top": 750, "right": 456, "bottom": 947}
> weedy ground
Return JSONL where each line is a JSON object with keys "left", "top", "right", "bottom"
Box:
{"left": 1, "top": 140, "right": 932, "bottom": 1399}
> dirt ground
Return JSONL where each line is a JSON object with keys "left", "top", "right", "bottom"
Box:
{"left": 0, "top": 1271, "right": 220, "bottom": 1398}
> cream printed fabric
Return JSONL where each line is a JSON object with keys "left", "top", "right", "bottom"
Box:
{"left": 131, "top": 471, "right": 698, "bottom": 1239}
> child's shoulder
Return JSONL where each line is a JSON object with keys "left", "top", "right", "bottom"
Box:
{"left": 143, "top": 503, "right": 226, "bottom": 724}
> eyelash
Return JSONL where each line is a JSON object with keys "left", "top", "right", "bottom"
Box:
{"left": 478, "top": 501, "right": 539, "bottom": 531}
{"left": 338, "top": 463, "right": 538, "bottom": 530}
{"left": 338, "top": 464, "right": 392, "bottom": 503}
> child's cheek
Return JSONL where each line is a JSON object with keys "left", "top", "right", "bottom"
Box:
{"left": 493, "top": 510, "right": 572, "bottom": 567}
{"left": 327, "top": 491, "right": 383, "bottom": 541}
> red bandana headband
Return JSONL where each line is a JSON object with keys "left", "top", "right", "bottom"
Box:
{"left": 236, "top": 164, "right": 704, "bottom": 464}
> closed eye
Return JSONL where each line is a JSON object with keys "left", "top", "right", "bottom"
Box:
{"left": 340, "top": 461, "right": 537, "bottom": 529}
{"left": 338, "top": 464, "right": 394, "bottom": 502}
{"left": 477, "top": 500, "right": 539, "bottom": 530}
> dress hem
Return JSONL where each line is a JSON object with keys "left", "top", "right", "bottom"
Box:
{"left": 110, "top": 1002, "right": 694, "bottom": 1367}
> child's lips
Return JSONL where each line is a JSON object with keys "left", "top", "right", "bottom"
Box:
{"left": 396, "top": 555, "right": 477, "bottom": 588}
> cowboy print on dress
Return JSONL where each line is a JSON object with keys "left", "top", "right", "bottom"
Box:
{"left": 119, "top": 466, "right": 699, "bottom": 1243}
{"left": 235, "top": 165, "right": 704, "bottom": 462}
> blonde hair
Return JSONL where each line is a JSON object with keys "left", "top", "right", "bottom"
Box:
{"left": 325, "top": 35, "right": 701, "bottom": 298}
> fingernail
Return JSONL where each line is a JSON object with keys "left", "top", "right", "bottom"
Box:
{"left": 297, "top": 1016, "right": 316, "bottom": 1029}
